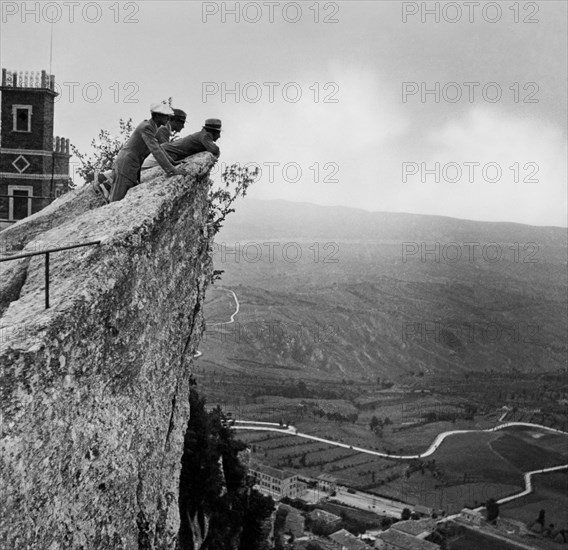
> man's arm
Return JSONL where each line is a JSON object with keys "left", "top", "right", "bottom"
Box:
{"left": 141, "top": 122, "right": 176, "bottom": 173}
{"left": 200, "top": 133, "right": 220, "bottom": 157}
{"left": 155, "top": 125, "right": 171, "bottom": 144}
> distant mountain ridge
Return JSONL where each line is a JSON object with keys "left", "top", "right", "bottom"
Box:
{"left": 202, "top": 198, "right": 567, "bottom": 382}
{"left": 218, "top": 199, "right": 567, "bottom": 247}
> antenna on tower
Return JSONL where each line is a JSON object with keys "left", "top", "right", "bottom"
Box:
{"left": 49, "top": 19, "right": 54, "bottom": 75}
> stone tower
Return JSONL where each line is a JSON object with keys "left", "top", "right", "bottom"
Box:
{"left": 0, "top": 69, "right": 71, "bottom": 227}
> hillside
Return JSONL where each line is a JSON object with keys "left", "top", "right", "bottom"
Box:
{"left": 199, "top": 199, "right": 566, "bottom": 385}
{"left": 194, "top": 199, "right": 568, "bottom": 525}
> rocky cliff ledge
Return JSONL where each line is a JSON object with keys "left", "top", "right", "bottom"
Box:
{"left": 0, "top": 153, "right": 217, "bottom": 549}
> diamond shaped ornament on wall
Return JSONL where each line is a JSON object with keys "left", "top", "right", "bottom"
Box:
{"left": 12, "top": 155, "right": 31, "bottom": 174}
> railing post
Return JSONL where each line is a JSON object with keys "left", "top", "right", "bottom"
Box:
{"left": 45, "top": 252, "right": 50, "bottom": 309}
{"left": 0, "top": 241, "right": 100, "bottom": 310}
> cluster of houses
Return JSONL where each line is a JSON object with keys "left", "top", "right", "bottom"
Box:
{"left": 277, "top": 503, "right": 368, "bottom": 550}
{"left": 249, "top": 461, "right": 444, "bottom": 549}
{"left": 249, "top": 460, "right": 551, "bottom": 550}
{"left": 275, "top": 505, "right": 442, "bottom": 549}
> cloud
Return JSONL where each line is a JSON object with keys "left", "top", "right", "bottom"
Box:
{"left": 393, "top": 108, "right": 567, "bottom": 226}
{"left": 217, "top": 73, "right": 567, "bottom": 227}
{"left": 214, "top": 64, "right": 411, "bottom": 210}
{"left": 3, "top": 1, "right": 564, "bottom": 226}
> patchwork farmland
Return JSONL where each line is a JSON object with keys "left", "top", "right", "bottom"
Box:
{"left": 237, "top": 425, "right": 568, "bottom": 515}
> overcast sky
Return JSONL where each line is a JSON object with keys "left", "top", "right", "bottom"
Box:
{"left": 1, "top": 0, "right": 566, "bottom": 226}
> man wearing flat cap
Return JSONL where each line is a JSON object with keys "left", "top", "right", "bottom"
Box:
{"left": 156, "top": 108, "right": 187, "bottom": 144}
{"left": 142, "top": 118, "right": 222, "bottom": 172}
{"left": 107, "top": 102, "right": 186, "bottom": 202}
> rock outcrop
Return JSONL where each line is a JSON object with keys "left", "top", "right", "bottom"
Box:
{"left": 0, "top": 153, "right": 217, "bottom": 549}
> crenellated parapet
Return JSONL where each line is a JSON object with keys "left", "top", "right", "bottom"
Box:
{"left": 1, "top": 69, "right": 56, "bottom": 91}
{"left": 0, "top": 68, "right": 69, "bottom": 224}
{"left": 53, "top": 136, "right": 70, "bottom": 155}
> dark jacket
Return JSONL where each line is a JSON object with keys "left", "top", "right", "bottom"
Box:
{"left": 117, "top": 119, "right": 175, "bottom": 176}
{"left": 162, "top": 129, "right": 220, "bottom": 162}
{"left": 155, "top": 122, "right": 172, "bottom": 144}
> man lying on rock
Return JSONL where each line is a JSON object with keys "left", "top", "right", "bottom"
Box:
{"left": 155, "top": 108, "right": 187, "bottom": 144}
{"left": 141, "top": 118, "right": 222, "bottom": 174}
{"left": 94, "top": 102, "right": 186, "bottom": 202}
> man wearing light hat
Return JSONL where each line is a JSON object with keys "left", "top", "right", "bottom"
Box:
{"left": 107, "top": 102, "right": 186, "bottom": 202}
{"left": 141, "top": 118, "right": 222, "bottom": 172}
{"left": 156, "top": 108, "right": 187, "bottom": 144}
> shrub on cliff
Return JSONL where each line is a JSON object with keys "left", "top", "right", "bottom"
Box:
{"left": 207, "top": 163, "right": 259, "bottom": 236}
{"left": 70, "top": 118, "right": 134, "bottom": 185}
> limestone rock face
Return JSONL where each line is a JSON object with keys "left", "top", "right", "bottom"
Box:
{"left": 0, "top": 153, "right": 217, "bottom": 549}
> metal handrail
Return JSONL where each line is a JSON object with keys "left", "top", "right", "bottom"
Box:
{"left": 0, "top": 241, "right": 101, "bottom": 309}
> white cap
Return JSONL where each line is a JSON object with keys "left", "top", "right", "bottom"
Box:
{"left": 150, "top": 102, "right": 174, "bottom": 115}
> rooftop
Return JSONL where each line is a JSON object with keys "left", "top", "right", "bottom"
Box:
{"left": 250, "top": 461, "right": 296, "bottom": 481}
{"left": 392, "top": 519, "right": 437, "bottom": 538}
{"left": 329, "top": 529, "right": 367, "bottom": 550}
{"left": 378, "top": 529, "right": 440, "bottom": 550}
{"left": 310, "top": 508, "right": 342, "bottom": 523}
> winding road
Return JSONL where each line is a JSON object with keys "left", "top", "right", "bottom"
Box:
{"left": 234, "top": 420, "right": 568, "bottom": 460}
{"left": 208, "top": 290, "right": 240, "bottom": 326}
{"left": 496, "top": 463, "right": 568, "bottom": 505}
{"left": 234, "top": 420, "right": 568, "bottom": 506}
{"left": 193, "top": 289, "right": 240, "bottom": 358}
{"left": 201, "top": 291, "right": 568, "bottom": 508}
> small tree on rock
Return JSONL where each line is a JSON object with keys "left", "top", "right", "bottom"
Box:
{"left": 207, "top": 164, "right": 259, "bottom": 236}
{"left": 70, "top": 118, "right": 134, "bottom": 184}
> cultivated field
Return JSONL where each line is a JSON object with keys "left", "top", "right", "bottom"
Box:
{"left": 501, "top": 471, "right": 568, "bottom": 529}
{"left": 237, "top": 425, "right": 568, "bottom": 517}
